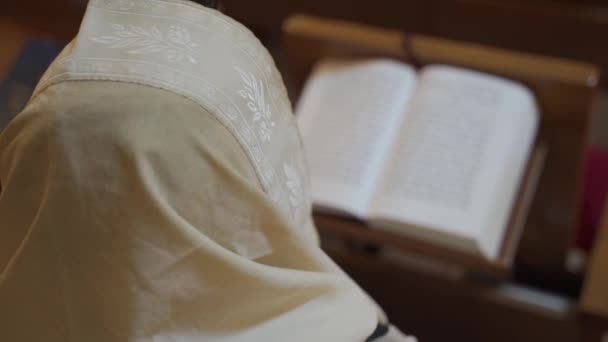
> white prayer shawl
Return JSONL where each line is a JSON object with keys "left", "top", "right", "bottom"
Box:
{"left": 0, "top": 1, "right": 414, "bottom": 341}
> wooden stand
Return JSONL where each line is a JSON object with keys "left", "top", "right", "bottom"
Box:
{"left": 581, "top": 203, "right": 608, "bottom": 342}
{"left": 284, "top": 14, "right": 606, "bottom": 341}
{"left": 284, "top": 14, "right": 599, "bottom": 279}
{"left": 315, "top": 146, "right": 546, "bottom": 279}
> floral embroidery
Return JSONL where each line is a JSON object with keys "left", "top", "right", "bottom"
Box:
{"left": 236, "top": 68, "right": 276, "bottom": 143}
{"left": 140, "top": 0, "right": 167, "bottom": 14}
{"left": 200, "top": 84, "right": 219, "bottom": 103}
{"left": 91, "top": 24, "right": 199, "bottom": 64}
{"left": 283, "top": 159, "right": 302, "bottom": 209}
{"left": 34, "top": 0, "right": 311, "bottom": 226}
{"left": 93, "top": 0, "right": 135, "bottom": 10}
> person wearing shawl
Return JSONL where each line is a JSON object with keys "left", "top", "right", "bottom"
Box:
{"left": 0, "top": 1, "right": 415, "bottom": 340}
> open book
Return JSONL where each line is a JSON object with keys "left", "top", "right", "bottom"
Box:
{"left": 296, "top": 58, "right": 539, "bottom": 259}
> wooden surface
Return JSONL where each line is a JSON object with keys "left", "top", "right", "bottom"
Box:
{"left": 285, "top": 15, "right": 599, "bottom": 285}
{"left": 329, "top": 248, "right": 578, "bottom": 342}
{"left": 408, "top": 32, "right": 598, "bottom": 289}
{"left": 225, "top": 0, "right": 608, "bottom": 84}
{"left": 580, "top": 203, "right": 608, "bottom": 341}
{"left": 285, "top": 15, "right": 599, "bottom": 121}
{"left": 283, "top": 15, "right": 408, "bottom": 98}
{"left": 315, "top": 146, "right": 546, "bottom": 279}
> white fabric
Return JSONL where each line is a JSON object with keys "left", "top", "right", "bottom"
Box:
{"left": 0, "top": 1, "right": 416, "bottom": 341}
{"left": 35, "top": 0, "right": 313, "bottom": 230}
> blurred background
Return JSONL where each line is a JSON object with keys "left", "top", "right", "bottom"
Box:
{"left": 3, "top": 0, "right": 606, "bottom": 142}
{"left": 1, "top": 1, "right": 607, "bottom": 341}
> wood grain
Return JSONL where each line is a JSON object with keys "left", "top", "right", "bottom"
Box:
{"left": 225, "top": 0, "right": 608, "bottom": 84}
{"left": 284, "top": 15, "right": 598, "bottom": 282}
{"left": 580, "top": 203, "right": 608, "bottom": 339}
{"left": 315, "top": 146, "right": 546, "bottom": 279}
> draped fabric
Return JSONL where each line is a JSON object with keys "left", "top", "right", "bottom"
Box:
{"left": 0, "top": 1, "right": 415, "bottom": 340}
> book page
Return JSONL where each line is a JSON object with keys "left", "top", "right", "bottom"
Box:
{"left": 296, "top": 58, "right": 417, "bottom": 217}
{"left": 369, "top": 65, "right": 538, "bottom": 258}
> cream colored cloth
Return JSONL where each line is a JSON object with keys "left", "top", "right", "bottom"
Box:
{"left": 0, "top": 1, "right": 415, "bottom": 341}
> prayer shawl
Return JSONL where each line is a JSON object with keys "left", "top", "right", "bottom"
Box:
{"left": 0, "top": 1, "right": 414, "bottom": 341}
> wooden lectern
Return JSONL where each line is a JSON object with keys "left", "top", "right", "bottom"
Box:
{"left": 283, "top": 14, "right": 608, "bottom": 341}
{"left": 283, "top": 15, "right": 599, "bottom": 279}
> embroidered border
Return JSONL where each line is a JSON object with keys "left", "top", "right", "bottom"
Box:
{"left": 31, "top": 0, "right": 309, "bottom": 225}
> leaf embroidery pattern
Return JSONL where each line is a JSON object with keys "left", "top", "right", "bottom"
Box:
{"left": 236, "top": 68, "right": 275, "bottom": 142}
{"left": 36, "top": 0, "right": 307, "bottom": 225}
{"left": 283, "top": 160, "right": 301, "bottom": 209}
{"left": 94, "top": 0, "right": 135, "bottom": 10}
{"left": 91, "top": 24, "right": 199, "bottom": 64}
